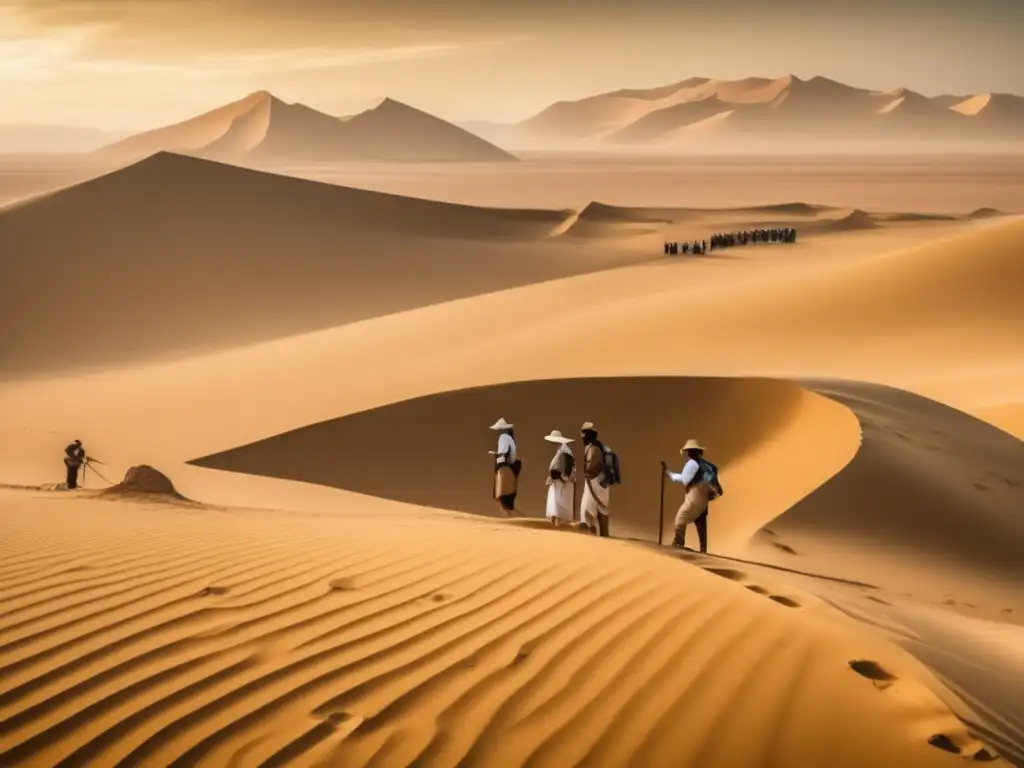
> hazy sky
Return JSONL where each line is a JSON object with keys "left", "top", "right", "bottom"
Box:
{"left": 1, "top": 0, "right": 1021, "bottom": 129}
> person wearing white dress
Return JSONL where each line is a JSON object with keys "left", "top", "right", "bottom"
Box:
{"left": 543, "top": 430, "right": 576, "bottom": 527}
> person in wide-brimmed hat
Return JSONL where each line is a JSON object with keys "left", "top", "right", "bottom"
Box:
{"left": 543, "top": 430, "right": 576, "bottom": 527}
{"left": 489, "top": 418, "right": 520, "bottom": 514}
{"left": 663, "top": 439, "right": 722, "bottom": 552}
{"left": 579, "top": 422, "right": 612, "bottom": 537}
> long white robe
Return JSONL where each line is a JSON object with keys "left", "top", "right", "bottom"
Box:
{"left": 545, "top": 445, "right": 575, "bottom": 522}
{"left": 581, "top": 472, "right": 610, "bottom": 526}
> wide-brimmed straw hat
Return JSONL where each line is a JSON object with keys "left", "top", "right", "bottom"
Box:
{"left": 580, "top": 421, "right": 596, "bottom": 432}
{"left": 490, "top": 417, "right": 513, "bottom": 430}
{"left": 681, "top": 439, "right": 705, "bottom": 453}
{"left": 544, "top": 430, "right": 574, "bottom": 444}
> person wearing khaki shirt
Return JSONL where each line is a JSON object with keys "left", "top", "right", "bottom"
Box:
{"left": 579, "top": 422, "right": 611, "bottom": 537}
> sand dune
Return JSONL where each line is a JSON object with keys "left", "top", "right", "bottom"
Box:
{"left": 0, "top": 152, "right": 634, "bottom": 376}
{"left": 190, "top": 374, "right": 1023, "bottom": 597}
{"left": 493, "top": 75, "right": 1024, "bottom": 149}
{"left": 0, "top": 490, "right": 1001, "bottom": 767}
{"left": 191, "top": 377, "right": 860, "bottom": 543}
{"left": 773, "top": 380, "right": 1024, "bottom": 588}
{"left": 1, "top": 133, "right": 1022, "bottom": 767}
{"left": 563, "top": 200, "right": 963, "bottom": 237}
{"left": 98, "top": 92, "right": 516, "bottom": 165}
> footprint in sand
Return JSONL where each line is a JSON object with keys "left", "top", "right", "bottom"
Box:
{"left": 848, "top": 659, "right": 897, "bottom": 690}
{"left": 865, "top": 595, "right": 893, "bottom": 606}
{"left": 196, "top": 585, "right": 229, "bottom": 596}
{"left": 927, "top": 734, "right": 1000, "bottom": 762}
{"left": 768, "top": 595, "right": 802, "bottom": 608}
{"left": 704, "top": 567, "right": 745, "bottom": 581}
{"left": 328, "top": 578, "right": 358, "bottom": 591}
{"left": 700, "top": 566, "right": 803, "bottom": 609}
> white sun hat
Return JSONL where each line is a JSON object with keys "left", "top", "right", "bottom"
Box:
{"left": 490, "top": 417, "right": 514, "bottom": 430}
{"left": 544, "top": 429, "right": 574, "bottom": 444}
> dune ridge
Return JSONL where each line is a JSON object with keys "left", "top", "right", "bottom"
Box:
{"left": 476, "top": 74, "right": 1024, "bottom": 149}
{"left": 98, "top": 92, "right": 517, "bottom": 164}
{"left": 191, "top": 377, "right": 861, "bottom": 546}
{"left": 0, "top": 152, "right": 632, "bottom": 376}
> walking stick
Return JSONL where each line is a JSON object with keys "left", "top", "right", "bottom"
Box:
{"left": 658, "top": 461, "right": 667, "bottom": 546}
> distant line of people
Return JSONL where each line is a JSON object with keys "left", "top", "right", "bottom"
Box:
{"left": 489, "top": 419, "right": 723, "bottom": 551}
{"left": 664, "top": 240, "right": 707, "bottom": 255}
{"left": 664, "top": 227, "right": 797, "bottom": 256}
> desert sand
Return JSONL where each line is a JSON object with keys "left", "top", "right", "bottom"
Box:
{"left": 1, "top": 146, "right": 1022, "bottom": 767}
{"left": 96, "top": 92, "right": 516, "bottom": 165}
{"left": 469, "top": 75, "right": 1024, "bottom": 151}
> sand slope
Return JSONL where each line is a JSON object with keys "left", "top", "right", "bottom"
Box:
{"left": 192, "top": 377, "right": 861, "bottom": 545}
{"left": 500, "top": 75, "right": 1024, "bottom": 148}
{"left": 98, "top": 92, "right": 516, "bottom": 165}
{"left": 0, "top": 491, "right": 999, "bottom": 767}
{"left": 0, "top": 153, "right": 635, "bottom": 377}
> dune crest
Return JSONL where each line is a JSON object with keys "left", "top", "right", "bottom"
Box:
{"left": 487, "top": 74, "right": 1024, "bottom": 149}
{"left": 98, "top": 92, "right": 517, "bottom": 164}
{"left": 0, "top": 152, "right": 628, "bottom": 376}
{"left": 191, "top": 376, "right": 862, "bottom": 547}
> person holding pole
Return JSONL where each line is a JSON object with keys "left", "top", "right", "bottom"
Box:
{"left": 663, "top": 439, "right": 723, "bottom": 552}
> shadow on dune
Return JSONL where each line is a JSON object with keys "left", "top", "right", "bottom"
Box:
{"left": 191, "top": 375, "right": 1024, "bottom": 573}
{"left": 784, "top": 380, "right": 1024, "bottom": 580}
{"left": 190, "top": 377, "right": 816, "bottom": 541}
{"left": 0, "top": 153, "right": 653, "bottom": 377}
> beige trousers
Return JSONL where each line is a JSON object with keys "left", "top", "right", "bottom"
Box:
{"left": 674, "top": 482, "right": 711, "bottom": 530}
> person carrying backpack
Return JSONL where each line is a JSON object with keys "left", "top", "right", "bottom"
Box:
{"left": 579, "top": 421, "right": 621, "bottom": 538}
{"left": 663, "top": 438, "right": 723, "bottom": 552}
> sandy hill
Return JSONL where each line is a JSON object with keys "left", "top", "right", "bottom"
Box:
{"left": 192, "top": 373, "right": 1024, "bottom": 586}
{"left": 2, "top": 152, "right": 1023, "bottom": 766}
{"left": 0, "top": 152, "right": 637, "bottom": 377}
{"left": 96, "top": 92, "right": 517, "bottom": 164}
{"left": 562, "top": 200, "right": 960, "bottom": 238}
{"left": 500, "top": 75, "right": 1023, "bottom": 148}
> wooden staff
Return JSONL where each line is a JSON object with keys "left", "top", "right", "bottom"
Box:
{"left": 658, "top": 461, "right": 667, "bottom": 546}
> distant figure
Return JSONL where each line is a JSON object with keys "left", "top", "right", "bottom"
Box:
{"left": 665, "top": 439, "right": 723, "bottom": 552}
{"left": 63, "top": 439, "right": 87, "bottom": 489}
{"left": 580, "top": 422, "right": 611, "bottom": 537}
{"left": 543, "top": 430, "right": 576, "bottom": 527}
{"left": 490, "top": 418, "right": 520, "bottom": 515}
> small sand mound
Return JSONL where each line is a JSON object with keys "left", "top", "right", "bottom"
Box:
{"left": 823, "top": 209, "right": 878, "bottom": 231}
{"left": 970, "top": 207, "right": 1005, "bottom": 219}
{"left": 100, "top": 465, "right": 190, "bottom": 501}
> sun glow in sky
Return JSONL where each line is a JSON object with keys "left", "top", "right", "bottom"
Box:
{"left": 1, "top": 0, "right": 1021, "bottom": 130}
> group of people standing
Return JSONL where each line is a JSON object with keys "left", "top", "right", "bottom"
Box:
{"left": 663, "top": 227, "right": 797, "bottom": 256}
{"left": 490, "top": 418, "right": 618, "bottom": 538}
{"left": 664, "top": 240, "right": 708, "bottom": 255}
{"left": 710, "top": 227, "right": 797, "bottom": 250}
{"left": 490, "top": 419, "right": 723, "bottom": 552}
